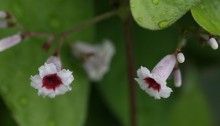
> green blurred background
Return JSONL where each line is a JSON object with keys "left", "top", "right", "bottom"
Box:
{"left": 0, "top": 0, "right": 219, "bottom": 126}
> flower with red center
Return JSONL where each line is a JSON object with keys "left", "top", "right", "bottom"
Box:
{"left": 30, "top": 56, "right": 74, "bottom": 98}
{"left": 135, "top": 55, "right": 176, "bottom": 99}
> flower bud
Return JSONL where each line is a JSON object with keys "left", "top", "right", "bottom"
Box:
{"left": 173, "top": 68, "right": 182, "bottom": 87}
{"left": 46, "top": 56, "right": 62, "bottom": 71}
{"left": 177, "top": 52, "right": 185, "bottom": 63}
{"left": 0, "top": 34, "right": 22, "bottom": 52}
{"left": 208, "top": 38, "right": 218, "bottom": 50}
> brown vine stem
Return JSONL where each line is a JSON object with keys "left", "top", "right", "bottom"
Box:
{"left": 58, "top": 9, "right": 118, "bottom": 37}
{"left": 20, "top": 9, "right": 118, "bottom": 40}
{"left": 124, "top": 15, "right": 137, "bottom": 126}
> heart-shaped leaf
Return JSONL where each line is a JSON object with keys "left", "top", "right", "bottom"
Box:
{"left": 130, "top": 0, "right": 201, "bottom": 30}
{"left": 191, "top": 0, "right": 220, "bottom": 36}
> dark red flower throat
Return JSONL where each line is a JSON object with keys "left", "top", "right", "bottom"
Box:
{"left": 144, "top": 77, "right": 161, "bottom": 92}
{"left": 42, "top": 74, "right": 62, "bottom": 90}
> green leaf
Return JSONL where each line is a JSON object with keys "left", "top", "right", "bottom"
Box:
{"left": 191, "top": 0, "right": 220, "bottom": 36}
{"left": 0, "top": 0, "right": 94, "bottom": 126}
{"left": 130, "top": 0, "right": 201, "bottom": 30}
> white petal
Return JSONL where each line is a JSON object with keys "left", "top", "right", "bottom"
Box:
{"left": 102, "top": 40, "right": 115, "bottom": 61}
{"left": 159, "top": 86, "right": 173, "bottom": 98}
{"left": 83, "top": 58, "right": 108, "bottom": 81}
{"left": 137, "top": 66, "right": 151, "bottom": 79}
{"left": 30, "top": 75, "right": 42, "bottom": 89}
{"left": 71, "top": 42, "right": 100, "bottom": 58}
{"left": 135, "top": 78, "right": 148, "bottom": 91}
{"left": 57, "top": 69, "right": 74, "bottom": 86}
{"left": 39, "top": 63, "right": 57, "bottom": 78}
{"left": 48, "top": 92, "right": 56, "bottom": 98}
{"left": 145, "top": 88, "right": 160, "bottom": 99}
{"left": 55, "top": 85, "right": 71, "bottom": 95}
{"left": 38, "top": 87, "right": 50, "bottom": 97}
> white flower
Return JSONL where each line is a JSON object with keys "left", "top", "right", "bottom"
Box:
{"left": 30, "top": 56, "right": 74, "bottom": 98}
{"left": 177, "top": 52, "right": 185, "bottom": 63}
{"left": 208, "top": 37, "right": 218, "bottom": 50}
{"left": 135, "top": 55, "right": 176, "bottom": 99}
{"left": 173, "top": 68, "right": 182, "bottom": 87}
{"left": 72, "top": 40, "right": 115, "bottom": 81}
{"left": 0, "top": 34, "right": 22, "bottom": 52}
{"left": 0, "top": 11, "right": 9, "bottom": 19}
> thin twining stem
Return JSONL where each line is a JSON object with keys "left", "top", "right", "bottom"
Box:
{"left": 23, "top": 9, "right": 118, "bottom": 39}
{"left": 124, "top": 16, "right": 137, "bottom": 126}
{"left": 58, "top": 9, "right": 118, "bottom": 37}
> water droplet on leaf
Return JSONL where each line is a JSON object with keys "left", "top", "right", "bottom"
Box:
{"left": 136, "top": 17, "right": 143, "bottom": 24}
{"left": 158, "top": 20, "right": 170, "bottom": 28}
{"left": 130, "top": 2, "right": 135, "bottom": 9}
{"left": 152, "top": 0, "right": 159, "bottom": 5}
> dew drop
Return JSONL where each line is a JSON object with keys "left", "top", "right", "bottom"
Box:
{"left": 130, "top": 2, "right": 135, "bottom": 9}
{"left": 136, "top": 17, "right": 143, "bottom": 24}
{"left": 152, "top": 0, "right": 159, "bottom": 5}
{"left": 19, "top": 96, "right": 28, "bottom": 107}
{"left": 158, "top": 20, "right": 170, "bottom": 28}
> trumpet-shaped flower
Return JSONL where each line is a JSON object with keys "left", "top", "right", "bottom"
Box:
{"left": 72, "top": 40, "right": 115, "bottom": 81}
{"left": 135, "top": 55, "right": 176, "bottom": 99}
{"left": 30, "top": 56, "right": 74, "bottom": 98}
